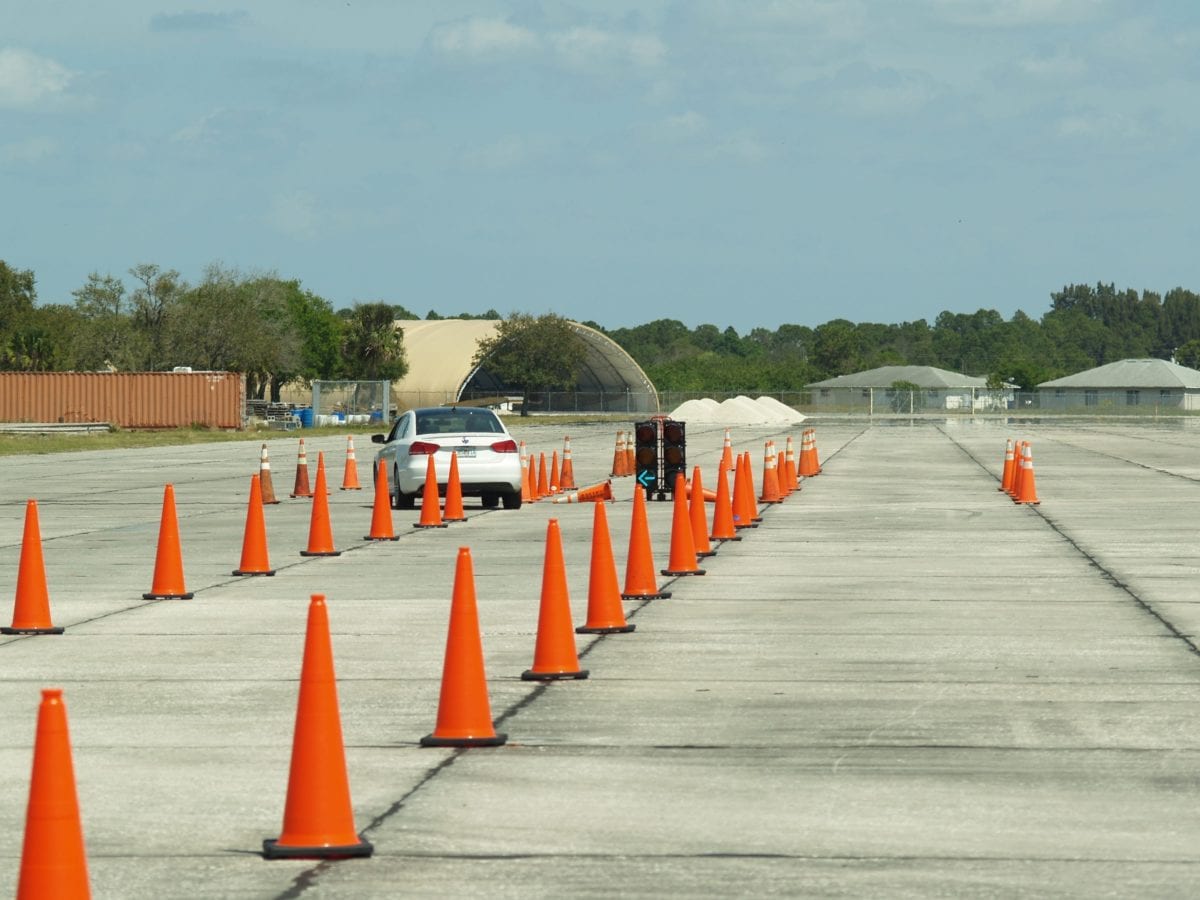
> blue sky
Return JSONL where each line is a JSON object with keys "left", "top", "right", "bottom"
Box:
{"left": 3, "top": 1, "right": 1198, "bottom": 332}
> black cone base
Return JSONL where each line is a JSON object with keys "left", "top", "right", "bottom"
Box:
{"left": 661, "top": 568, "right": 706, "bottom": 576}
{"left": 413, "top": 523, "right": 449, "bottom": 529}
{"left": 521, "top": 668, "right": 589, "bottom": 681}
{"left": 715, "top": 535, "right": 743, "bottom": 542}
{"left": 621, "top": 590, "right": 671, "bottom": 600}
{"left": 1, "top": 625, "right": 64, "bottom": 635}
{"left": 697, "top": 549, "right": 718, "bottom": 557}
{"left": 262, "top": 836, "right": 373, "bottom": 860}
{"left": 363, "top": 535, "right": 401, "bottom": 541}
{"left": 576, "top": 623, "right": 635, "bottom": 634}
{"left": 300, "top": 550, "right": 342, "bottom": 557}
{"left": 420, "top": 732, "right": 508, "bottom": 748}
{"left": 142, "top": 592, "right": 194, "bottom": 600}
{"left": 233, "top": 569, "right": 276, "bottom": 576}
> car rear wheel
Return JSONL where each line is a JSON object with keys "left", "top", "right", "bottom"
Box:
{"left": 481, "top": 493, "right": 499, "bottom": 509}
{"left": 392, "top": 467, "right": 416, "bottom": 509}
{"left": 501, "top": 490, "right": 522, "bottom": 510}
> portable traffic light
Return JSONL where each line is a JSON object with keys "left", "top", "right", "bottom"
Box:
{"left": 634, "top": 420, "right": 659, "bottom": 495}
{"left": 661, "top": 419, "right": 686, "bottom": 494}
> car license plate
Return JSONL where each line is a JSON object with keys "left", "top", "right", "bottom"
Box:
{"left": 453, "top": 448, "right": 475, "bottom": 458}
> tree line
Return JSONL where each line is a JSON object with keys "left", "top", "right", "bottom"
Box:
{"left": 4, "top": 258, "right": 1200, "bottom": 394}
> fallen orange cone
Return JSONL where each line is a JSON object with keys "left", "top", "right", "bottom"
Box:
{"left": 421, "top": 548, "right": 507, "bottom": 747}
{"left": 233, "top": 474, "right": 276, "bottom": 576}
{"left": 3, "top": 500, "right": 64, "bottom": 635}
{"left": 551, "top": 480, "right": 613, "bottom": 504}
{"left": 143, "top": 484, "right": 193, "bottom": 599}
{"left": 264, "top": 594, "right": 373, "bottom": 859}
{"left": 15, "top": 689, "right": 91, "bottom": 898}
{"left": 522, "top": 518, "right": 589, "bottom": 680}
{"left": 576, "top": 500, "right": 635, "bottom": 634}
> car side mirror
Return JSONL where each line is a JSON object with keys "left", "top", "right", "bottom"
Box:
{"left": 371, "top": 433, "right": 385, "bottom": 444}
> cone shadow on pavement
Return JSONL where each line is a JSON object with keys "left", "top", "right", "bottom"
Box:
{"left": 15, "top": 688, "right": 91, "bottom": 898}
{"left": 421, "top": 548, "right": 507, "bottom": 747}
{"left": 522, "top": 519, "right": 589, "bottom": 680}
{"left": 143, "top": 484, "right": 194, "bottom": 600}
{"left": 264, "top": 594, "right": 373, "bottom": 860}
{"left": 3, "top": 500, "right": 64, "bottom": 635}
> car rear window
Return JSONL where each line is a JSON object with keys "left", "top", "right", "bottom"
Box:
{"left": 416, "top": 409, "right": 504, "bottom": 435}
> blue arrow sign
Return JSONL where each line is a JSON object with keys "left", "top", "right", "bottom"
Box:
{"left": 637, "top": 469, "right": 656, "bottom": 488}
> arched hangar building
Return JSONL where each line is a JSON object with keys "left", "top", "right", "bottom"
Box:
{"left": 390, "top": 319, "right": 658, "bottom": 415}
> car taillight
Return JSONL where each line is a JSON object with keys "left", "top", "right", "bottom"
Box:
{"left": 409, "top": 441, "right": 441, "bottom": 455}
{"left": 490, "top": 439, "right": 518, "bottom": 453}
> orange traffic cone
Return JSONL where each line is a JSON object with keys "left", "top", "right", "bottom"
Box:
{"left": 1008, "top": 440, "right": 1026, "bottom": 499}
{"left": 551, "top": 480, "right": 613, "bottom": 504}
{"left": 263, "top": 594, "right": 373, "bottom": 859}
{"left": 364, "top": 459, "right": 399, "bottom": 541}
{"left": 731, "top": 453, "right": 757, "bottom": 530}
{"left": 421, "top": 548, "right": 507, "bottom": 747}
{"left": 259, "top": 443, "right": 280, "bottom": 505}
{"left": 537, "top": 452, "right": 550, "bottom": 499}
{"left": 1013, "top": 442, "right": 1040, "bottom": 505}
{"left": 15, "top": 689, "right": 91, "bottom": 898}
{"left": 290, "top": 438, "right": 312, "bottom": 498}
{"left": 688, "top": 467, "right": 716, "bottom": 558}
{"left": 777, "top": 450, "right": 789, "bottom": 497}
{"left": 340, "top": 436, "right": 362, "bottom": 491}
{"left": 3, "top": 500, "right": 64, "bottom": 635}
{"left": 415, "top": 454, "right": 447, "bottom": 529}
{"left": 611, "top": 431, "right": 627, "bottom": 477}
{"left": 559, "top": 436, "right": 577, "bottom": 491}
{"left": 576, "top": 501, "right": 635, "bottom": 634}
{"left": 810, "top": 429, "right": 823, "bottom": 474}
{"left": 300, "top": 453, "right": 341, "bottom": 556}
{"left": 743, "top": 452, "right": 763, "bottom": 522}
{"left": 522, "top": 519, "right": 589, "bottom": 680}
{"left": 443, "top": 452, "right": 467, "bottom": 522}
{"left": 999, "top": 439, "right": 1016, "bottom": 493}
{"left": 759, "top": 442, "right": 783, "bottom": 504}
{"left": 720, "top": 428, "right": 733, "bottom": 472}
{"left": 143, "top": 484, "right": 193, "bottom": 599}
{"left": 621, "top": 484, "right": 671, "bottom": 600}
{"left": 662, "top": 473, "right": 705, "bottom": 577}
{"left": 549, "top": 450, "right": 561, "bottom": 494}
{"left": 624, "top": 432, "right": 635, "bottom": 475}
{"left": 234, "top": 474, "right": 276, "bottom": 576}
{"left": 709, "top": 459, "right": 741, "bottom": 543}
{"left": 521, "top": 449, "right": 535, "bottom": 504}
{"left": 784, "top": 436, "right": 799, "bottom": 493}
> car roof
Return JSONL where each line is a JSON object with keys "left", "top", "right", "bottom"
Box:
{"left": 410, "top": 406, "right": 506, "bottom": 436}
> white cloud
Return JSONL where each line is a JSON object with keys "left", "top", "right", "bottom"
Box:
{"left": 0, "top": 48, "right": 73, "bottom": 108}
{"left": 706, "top": 133, "right": 772, "bottom": 164}
{"left": 549, "top": 27, "right": 666, "bottom": 71}
{"left": 0, "top": 136, "right": 58, "bottom": 164}
{"left": 1055, "top": 110, "right": 1141, "bottom": 141}
{"left": 459, "top": 134, "right": 556, "bottom": 171}
{"left": 1018, "top": 50, "right": 1087, "bottom": 79}
{"left": 429, "top": 18, "right": 539, "bottom": 60}
{"left": 651, "top": 111, "right": 709, "bottom": 142}
{"left": 266, "top": 191, "right": 320, "bottom": 241}
{"left": 929, "top": 0, "right": 1106, "bottom": 28}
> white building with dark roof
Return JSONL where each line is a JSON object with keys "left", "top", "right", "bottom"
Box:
{"left": 806, "top": 365, "right": 1006, "bottom": 411}
{"left": 1037, "top": 358, "right": 1200, "bottom": 411}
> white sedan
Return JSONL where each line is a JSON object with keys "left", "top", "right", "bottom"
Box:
{"left": 371, "top": 406, "right": 523, "bottom": 510}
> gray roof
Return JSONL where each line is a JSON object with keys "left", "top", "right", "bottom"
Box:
{"left": 807, "top": 365, "right": 987, "bottom": 390}
{"left": 1038, "top": 358, "right": 1200, "bottom": 390}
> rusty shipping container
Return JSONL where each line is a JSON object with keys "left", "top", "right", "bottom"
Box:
{"left": 0, "top": 372, "right": 246, "bottom": 429}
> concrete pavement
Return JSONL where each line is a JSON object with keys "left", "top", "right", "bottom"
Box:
{"left": 1, "top": 419, "right": 1199, "bottom": 897}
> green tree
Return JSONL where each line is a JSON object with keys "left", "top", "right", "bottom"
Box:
{"left": 472, "top": 312, "right": 588, "bottom": 415}
{"left": 1175, "top": 339, "right": 1200, "bottom": 370}
{"left": 129, "top": 263, "right": 186, "bottom": 370}
{"left": 70, "top": 272, "right": 145, "bottom": 371}
{"left": 341, "top": 302, "right": 409, "bottom": 380}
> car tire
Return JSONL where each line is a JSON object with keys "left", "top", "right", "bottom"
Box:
{"left": 481, "top": 493, "right": 500, "bottom": 509}
{"left": 501, "top": 490, "right": 522, "bottom": 510}
{"left": 392, "top": 468, "right": 416, "bottom": 509}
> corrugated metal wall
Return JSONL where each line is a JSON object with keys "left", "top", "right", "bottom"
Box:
{"left": 0, "top": 372, "right": 246, "bottom": 429}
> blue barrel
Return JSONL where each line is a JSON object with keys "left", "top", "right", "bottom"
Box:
{"left": 297, "top": 407, "right": 314, "bottom": 428}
